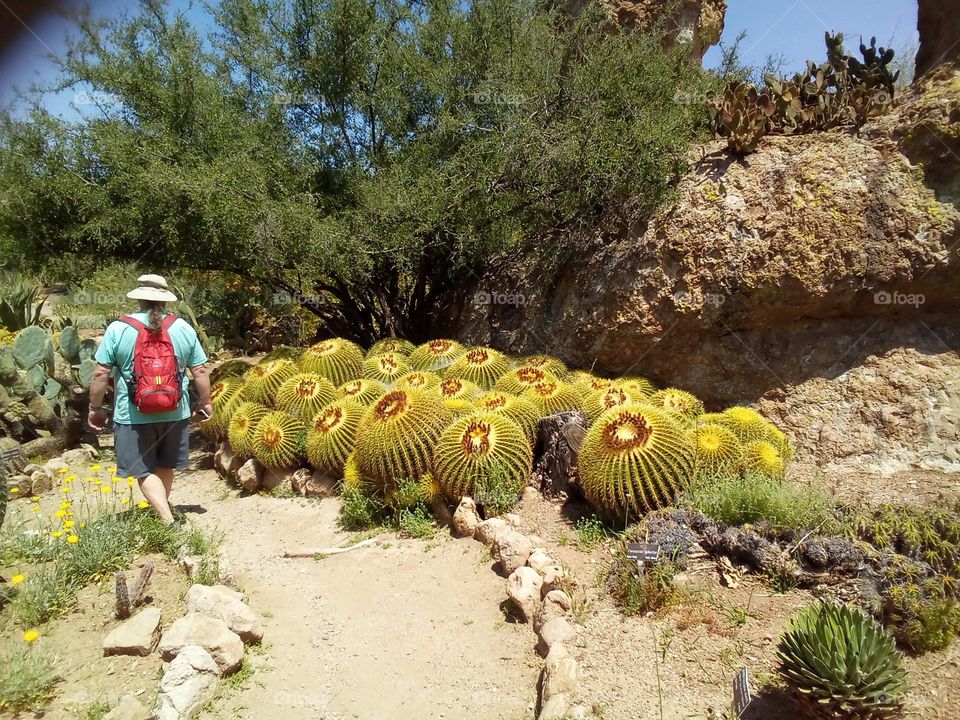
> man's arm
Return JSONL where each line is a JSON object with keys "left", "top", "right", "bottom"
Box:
{"left": 191, "top": 363, "right": 213, "bottom": 420}
{"left": 88, "top": 363, "right": 112, "bottom": 431}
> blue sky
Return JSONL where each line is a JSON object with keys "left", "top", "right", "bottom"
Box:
{"left": 0, "top": 0, "right": 920, "bottom": 120}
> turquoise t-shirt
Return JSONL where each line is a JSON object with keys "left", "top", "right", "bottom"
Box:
{"left": 94, "top": 311, "right": 208, "bottom": 425}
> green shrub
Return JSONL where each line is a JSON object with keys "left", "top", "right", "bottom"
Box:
{"left": 606, "top": 552, "right": 684, "bottom": 616}
{"left": 0, "top": 645, "right": 58, "bottom": 713}
{"left": 573, "top": 515, "right": 612, "bottom": 552}
{"left": 338, "top": 485, "right": 388, "bottom": 532}
{"left": 397, "top": 506, "right": 436, "bottom": 540}
{"left": 687, "top": 471, "right": 834, "bottom": 530}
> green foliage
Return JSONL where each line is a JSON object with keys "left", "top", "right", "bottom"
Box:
{"left": 0, "top": 645, "right": 59, "bottom": 713}
{"left": 842, "top": 504, "right": 960, "bottom": 575}
{"left": 338, "top": 483, "right": 388, "bottom": 531}
{"left": 432, "top": 412, "right": 531, "bottom": 502}
{"left": 0, "top": 279, "right": 45, "bottom": 331}
{"left": 708, "top": 32, "right": 900, "bottom": 153}
{"left": 11, "top": 326, "right": 48, "bottom": 370}
{"left": 1, "top": 0, "right": 706, "bottom": 342}
{"left": 686, "top": 471, "right": 834, "bottom": 530}
{"left": 606, "top": 551, "right": 683, "bottom": 617}
{"left": 573, "top": 515, "right": 611, "bottom": 552}
{"left": 577, "top": 404, "right": 694, "bottom": 521}
{"left": 777, "top": 602, "right": 907, "bottom": 720}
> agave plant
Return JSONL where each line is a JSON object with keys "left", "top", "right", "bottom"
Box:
{"left": 778, "top": 602, "right": 907, "bottom": 720}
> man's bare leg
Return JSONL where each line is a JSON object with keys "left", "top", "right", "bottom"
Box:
{"left": 139, "top": 473, "right": 175, "bottom": 524}
{"left": 156, "top": 466, "right": 175, "bottom": 501}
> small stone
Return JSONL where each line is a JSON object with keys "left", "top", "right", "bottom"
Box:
{"left": 61, "top": 446, "right": 96, "bottom": 465}
{"left": 159, "top": 612, "right": 244, "bottom": 675}
{"left": 474, "top": 517, "right": 509, "bottom": 546}
{"left": 506, "top": 567, "right": 543, "bottom": 622}
{"left": 292, "top": 469, "right": 338, "bottom": 498}
{"left": 42, "top": 457, "right": 69, "bottom": 474}
{"left": 452, "top": 497, "right": 481, "bottom": 538}
{"left": 103, "top": 607, "right": 161, "bottom": 657}
{"left": 503, "top": 512, "right": 522, "bottom": 527}
{"left": 9, "top": 474, "right": 32, "bottom": 495}
{"left": 527, "top": 548, "right": 554, "bottom": 574}
{"left": 538, "top": 692, "right": 567, "bottom": 720}
{"left": 542, "top": 643, "right": 577, "bottom": 699}
{"left": 30, "top": 469, "right": 52, "bottom": 495}
{"left": 492, "top": 529, "right": 533, "bottom": 575}
{"left": 186, "top": 584, "right": 263, "bottom": 644}
{"left": 213, "top": 443, "right": 244, "bottom": 480}
{"left": 236, "top": 458, "right": 263, "bottom": 493}
{"left": 521, "top": 487, "right": 540, "bottom": 505}
{"left": 540, "top": 565, "right": 566, "bottom": 597}
{"left": 261, "top": 467, "right": 295, "bottom": 491}
{"left": 22, "top": 463, "right": 39, "bottom": 475}
{"left": 534, "top": 590, "right": 572, "bottom": 632}
{"left": 536, "top": 617, "right": 576, "bottom": 657}
{"left": 103, "top": 695, "right": 151, "bottom": 720}
{"left": 154, "top": 645, "right": 221, "bottom": 720}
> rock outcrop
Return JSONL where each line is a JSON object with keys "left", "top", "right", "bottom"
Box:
{"left": 449, "top": 67, "right": 960, "bottom": 472}
{"left": 915, "top": 0, "right": 960, "bottom": 79}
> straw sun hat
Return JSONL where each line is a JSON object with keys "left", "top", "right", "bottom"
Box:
{"left": 126, "top": 274, "right": 179, "bottom": 302}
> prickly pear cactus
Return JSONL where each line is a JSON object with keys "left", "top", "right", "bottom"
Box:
{"left": 58, "top": 326, "right": 80, "bottom": 363}
{"left": 12, "top": 326, "right": 47, "bottom": 370}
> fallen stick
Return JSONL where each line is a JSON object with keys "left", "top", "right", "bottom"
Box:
{"left": 283, "top": 538, "right": 382, "bottom": 558}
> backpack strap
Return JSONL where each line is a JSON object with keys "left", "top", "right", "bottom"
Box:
{"left": 120, "top": 315, "right": 146, "bottom": 332}
{"left": 161, "top": 313, "right": 177, "bottom": 330}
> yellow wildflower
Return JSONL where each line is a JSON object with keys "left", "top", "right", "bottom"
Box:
{"left": 137, "top": 501, "right": 150, "bottom": 509}
{"left": 60, "top": 486, "right": 69, "bottom": 494}
{"left": 101, "top": 486, "right": 112, "bottom": 494}
{"left": 51, "top": 531, "right": 63, "bottom": 538}
{"left": 10, "top": 487, "right": 19, "bottom": 494}
{"left": 64, "top": 520, "right": 75, "bottom": 529}
{"left": 127, "top": 480, "right": 135, "bottom": 488}
{"left": 57, "top": 468, "right": 68, "bottom": 474}
{"left": 127, "top": 475, "right": 135, "bottom": 481}
{"left": 90, "top": 465, "right": 102, "bottom": 471}
{"left": 66, "top": 474, "right": 76, "bottom": 482}
{"left": 85, "top": 476, "right": 95, "bottom": 483}
{"left": 67, "top": 535, "right": 79, "bottom": 544}
{"left": 94, "top": 480, "right": 102, "bottom": 486}
{"left": 31, "top": 506, "right": 40, "bottom": 513}
{"left": 109, "top": 466, "right": 117, "bottom": 473}
{"left": 54, "top": 510, "right": 66, "bottom": 519}
{"left": 11, "top": 574, "right": 25, "bottom": 585}
{"left": 22, "top": 629, "right": 40, "bottom": 644}
{"left": 121, "top": 498, "right": 130, "bottom": 506}
{"left": 31, "top": 496, "right": 40, "bottom": 502}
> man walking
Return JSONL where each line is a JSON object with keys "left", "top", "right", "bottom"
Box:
{"left": 87, "top": 274, "right": 212, "bottom": 524}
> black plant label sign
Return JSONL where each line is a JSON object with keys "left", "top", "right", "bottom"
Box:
{"left": 732, "top": 666, "right": 752, "bottom": 718}
{"left": 0, "top": 447, "right": 23, "bottom": 473}
{"left": 626, "top": 542, "right": 661, "bottom": 563}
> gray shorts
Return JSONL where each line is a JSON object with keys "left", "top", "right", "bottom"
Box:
{"left": 114, "top": 420, "right": 190, "bottom": 478}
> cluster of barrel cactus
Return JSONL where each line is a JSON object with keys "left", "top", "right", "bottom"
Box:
{"left": 0, "top": 325, "right": 100, "bottom": 452}
{"left": 208, "top": 337, "right": 792, "bottom": 521}
{"left": 708, "top": 32, "right": 899, "bottom": 154}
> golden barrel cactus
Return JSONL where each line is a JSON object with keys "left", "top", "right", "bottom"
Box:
{"left": 495, "top": 366, "right": 556, "bottom": 395}
{"left": 570, "top": 371, "right": 611, "bottom": 393}
{"left": 522, "top": 354, "right": 568, "bottom": 377}
{"left": 475, "top": 391, "right": 541, "bottom": 438}
{"left": 299, "top": 338, "right": 365, "bottom": 385}
{"left": 648, "top": 387, "right": 704, "bottom": 418}
{"left": 394, "top": 371, "right": 442, "bottom": 392}
{"left": 250, "top": 411, "right": 306, "bottom": 469}
{"left": 226, "top": 401, "right": 269, "bottom": 458}
{"left": 432, "top": 413, "right": 532, "bottom": 502}
{"left": 444, "top": 346, "right": 511, "bottom": 389}
{"left": 368, "top": 338, "right": 416, "bottom": 356}
{"left": 742, "top": 439, "right": 787, "bottom": 479}
{"left": 306, "top": 399, "right": 366, "bottom": 475}
{"left": 437, "top": 377, "right": 480, "bottom": 400}
{"left": 408, "top": 339, "right": 466, "bottom": 372}
{"left": 275, "top": 373, "right": 336, "bottom": 421}
{"left": 717, "top": 406, "right": 770, "bottom": 441}
{"left": 243, "top": 359, "right": 299, "bottom": 406}
{"left": 578, "top": 403, "right": 694, "bottom": 519}
{"left": 583, "top": 382, "right": 642, "bottom": 422}
{"left": 620, "top": 376, "right": 657, "bottom": 397}
{"left": 336, "top": 378, "right": 387, "bottom": 406}
{"left": 692, "top": 422, "right": 743, "bottom": 476}
{"left": 203, "top": 376, "right": 245, "bottom": 439}
{"left": 362, "top": 351, "right": 410, "bottom": 385}
{"left": 353, "top": 389, "right": 453, "bottom": 491}
{"left": 521, "top": 379, "right": 581, "bottom": 416}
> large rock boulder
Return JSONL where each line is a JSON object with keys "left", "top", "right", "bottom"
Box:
{"left": 916, "top": 0, "right": 960, "bottom": 78}
{"left": 158, "top": 612, "right": 244, "bottom": 675}
{"left": 103, "top": 607, "right": 161, "bottom": 657}
{"left": 449, "top": 72, "right": 960, "bottom": 473}
{"left": 185, "top": 584, "right": 263, "bottom": 644}
{"left": 154, "top": 645, "right": 221, "bottom": 720}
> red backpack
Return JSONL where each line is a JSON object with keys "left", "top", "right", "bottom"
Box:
{"left": 120, "top": 313, "right": 183, "bottom": 414}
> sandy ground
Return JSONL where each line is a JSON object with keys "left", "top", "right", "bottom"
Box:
{"left": 2, "top": 441, "right": 959, "bottom": 720}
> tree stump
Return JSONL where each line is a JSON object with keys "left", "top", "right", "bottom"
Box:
{"left": 531, "top": 411, "right": 587, "bottom": 499}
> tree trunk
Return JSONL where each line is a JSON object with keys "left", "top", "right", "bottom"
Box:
{"left": 530, "top": 410, "right": 587, "bottom": 499}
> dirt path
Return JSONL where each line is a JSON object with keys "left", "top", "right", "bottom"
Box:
{"left": 170, "top": 466, "right": 539, "bottom": 720}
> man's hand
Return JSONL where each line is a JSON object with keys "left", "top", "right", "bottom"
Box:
{"left": 193, "top": 402, "right": 214, "bottom": 422}
{"left": 88, "top": 407, "right": 109, "bottom": 431}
